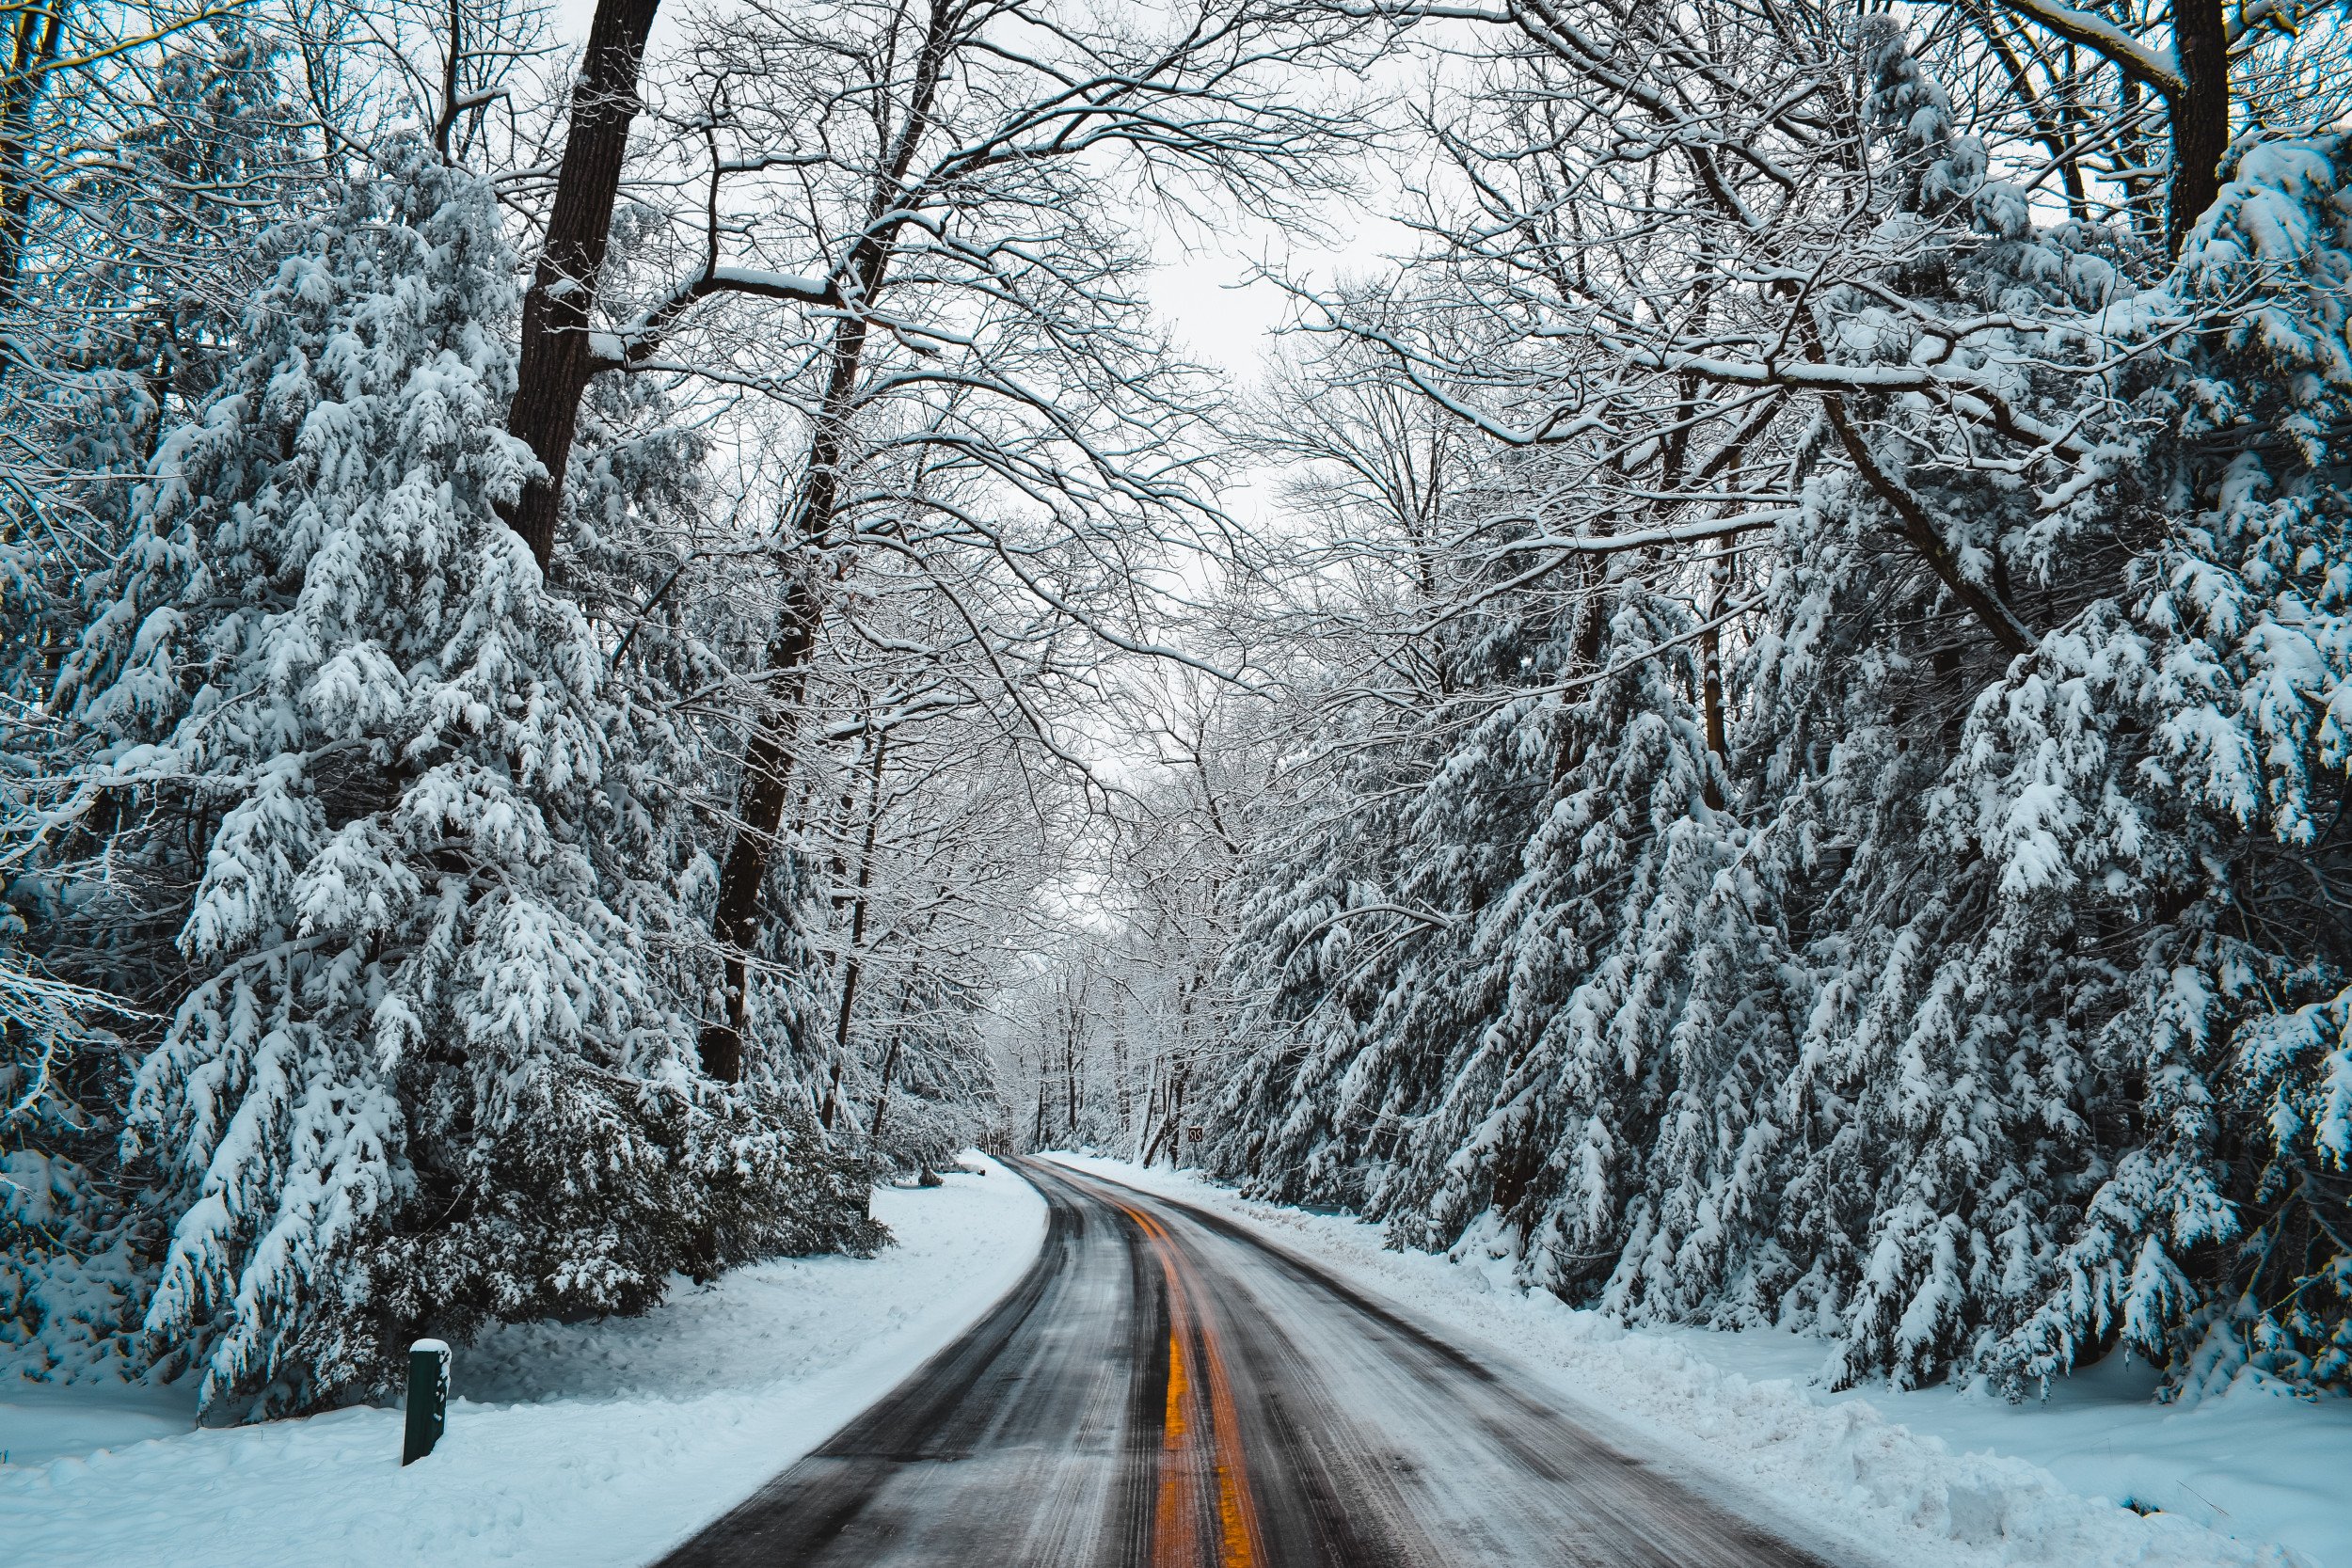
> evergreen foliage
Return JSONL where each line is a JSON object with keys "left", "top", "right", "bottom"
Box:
{"left": 9, "top": 140, "right": 875, "bottom": 1419}
{"left": 1207, "top": 38, "right": 2352, "bottom": 1400}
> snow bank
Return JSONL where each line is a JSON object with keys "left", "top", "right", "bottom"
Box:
{"left": 1046, "top": 1153, "right": 2338, "bottom": 1568}
{"left": 0, "top": 1158, "right": 1046, "bottom": 1567}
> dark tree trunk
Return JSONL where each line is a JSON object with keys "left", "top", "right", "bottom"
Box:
{"left": 695, "top": 223, "right": 903, "bottom": 1085}
{"left": 818, "top": 1054, "right": 845, "bottom": 1133}
{"left": 500, "top": 0, "right": 660, "bottom": 568}
{"left": 866, "top": 970, "right": 915, "bottom": 1146}
{"left": 693, "top": 0, "right": 959, "bottom": 1080}
{"left": 699, "top": 569, "right": 823, "bottom": 1081}
{"left": 1141, "top": 1062, "right": 1187, "bottom": 1167}
{"left": 866, "top": 1027, "right": 906, "bottom": 1144}
{"left": 1699, "top": 613, "right": 1728, "bottom": 805}
{"left": 0, "top": 0, "right": 68, "bottom": 303}
{"left": 696, "top": 316, "right": 871, "bottom": 1079}
{"left": 820, "top": 731, "right": 888, "bottom": 1128}
{"left": 1166, "top": 1066, "right": 1187, "bottom": 1165}
{"left": 2166, "top": 0, "right": 2231, "bottom": 257}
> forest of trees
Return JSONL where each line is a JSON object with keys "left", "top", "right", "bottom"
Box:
{"left": 4, "top": 0, "right": 2349, "bottom": 1423}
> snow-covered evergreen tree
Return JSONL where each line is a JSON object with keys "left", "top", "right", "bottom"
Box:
{"left": 1206, "top": 18, "right": 2352, "bottom": 1400}
{"left": 36, "top": 140, "right": 871, "bottom": 1418}
{"left": 1, "top": 23, "right": 320, "bottom": 1393}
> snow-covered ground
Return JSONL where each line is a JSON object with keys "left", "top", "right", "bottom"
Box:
{"left": 1046, "top": 1152, "right": 2348, "bottom": 1568}
{"left": 0, "top": 1156, "right": 1047, "bottom": 1568}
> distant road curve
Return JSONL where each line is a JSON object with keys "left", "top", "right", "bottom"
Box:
{"left": 652, "top": 1157, "right": 1848, "bottom": 1568}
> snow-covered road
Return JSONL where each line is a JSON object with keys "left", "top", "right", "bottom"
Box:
{"left": 658, "top": 1157, "right": 1849, "bottom": 1567}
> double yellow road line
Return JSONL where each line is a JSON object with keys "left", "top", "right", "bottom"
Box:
{"left": 1114, "top": 1202, "right": 1269, "bottom": 1568}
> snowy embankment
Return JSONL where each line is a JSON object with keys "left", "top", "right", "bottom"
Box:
{"left": 0, "top": 1157, "right": 1046, "bottom": 1568}
{"left": 1046, "top": 1153, "right": 2345, "bottom": 1568}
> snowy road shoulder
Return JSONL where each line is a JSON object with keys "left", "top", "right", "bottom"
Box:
{"left": 0, "top": 1156, "right": 1048, "bottom": 1568}
{"left": 1044, "top": 1153, "right": 2341, "bottom": 1568}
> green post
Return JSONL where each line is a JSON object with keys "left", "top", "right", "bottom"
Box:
{"left": 402, "top": 1338, "right": 449, "bottom": 1465}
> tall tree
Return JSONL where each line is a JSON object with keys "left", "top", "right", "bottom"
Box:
{"left": 646, "top": 0, "right": 1361, "bottom": 1079}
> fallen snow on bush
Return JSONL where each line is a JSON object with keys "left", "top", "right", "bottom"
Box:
{"left": 1046, "top": 1153, "right": 2344, "bottom": 1568}
{"left": 0, "top": 1159, "right": 1046, "bottom": 1567}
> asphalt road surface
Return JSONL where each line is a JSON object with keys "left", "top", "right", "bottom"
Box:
{"left": 654, "top": 1159, "right": 1849, "bottom": 1568}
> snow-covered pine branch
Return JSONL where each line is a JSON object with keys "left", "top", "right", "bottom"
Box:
{"left": 1191, "top": 2, "right": 2352, "bottom": 1402}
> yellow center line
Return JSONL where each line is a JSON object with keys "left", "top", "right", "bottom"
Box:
{"left": 1155, "top": 1259, "right": 1200, "bottom": 1568}
{"left": 1200, "top": 1307, "right": 1263, "bottom": 1568}
{"left": 1118, "top": 1199, "right": 1265, "bottom": 1568}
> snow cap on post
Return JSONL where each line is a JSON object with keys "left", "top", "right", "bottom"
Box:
{"left": 403, "top": 1339, "right": 451, "bottom": 1465}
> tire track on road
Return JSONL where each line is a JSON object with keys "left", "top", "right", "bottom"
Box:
{"left": 650, "top": 1158, "right": 1846, "bottom": 1568}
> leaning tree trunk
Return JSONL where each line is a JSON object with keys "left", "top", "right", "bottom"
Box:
{"left": 695, "top": 0, "right": 954, "bottom": 1079}
{"left": 701, "top": 565, "right": 825, "bottom": 1083}
{"left": 698, "top": 315, "right": 873, "bottom": 1080}
{"left": 501, "top": 0, "right": 660, "bottom": 568}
